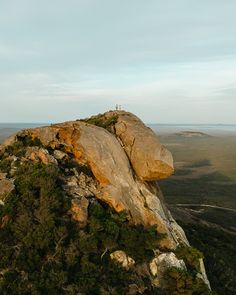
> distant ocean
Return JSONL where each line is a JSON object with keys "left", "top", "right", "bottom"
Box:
{"left": 0, "top": 123, "right": 47, "bottom": 129}
{"left": 0, "top": 123, "right": 47, "bottom": 143}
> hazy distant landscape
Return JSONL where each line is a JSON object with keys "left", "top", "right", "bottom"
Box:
{"left": 157, "top": 130, "right": 236, "bottom": 208}
{"left": 0, "top": 123, "right": 46, "bottom": 143}
{"left": 151, "top": 125, "right": 236, "bottom": 294}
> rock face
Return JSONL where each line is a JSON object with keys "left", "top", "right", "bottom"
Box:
{"left": 110, "top": 111, "right": 174, "bottom": 181}
{"left": 150, "top": 252, "right": 186, "bottom": 287}
{"left": 110, "top": 250, "right": 135, "bottom": 269}
{"left": 70, "top": 197, "right": 89, "bottom": 227}
{"left": 25, "top": 147, "right": 58, "bottom": 165}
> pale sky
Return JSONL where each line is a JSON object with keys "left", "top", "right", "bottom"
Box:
{"left": 1, "top": 0, "right": 236, "bottom": 123}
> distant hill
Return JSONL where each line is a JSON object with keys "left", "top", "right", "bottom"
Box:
{"left": 175, "top": 131, "right": 211, "bottom": 138}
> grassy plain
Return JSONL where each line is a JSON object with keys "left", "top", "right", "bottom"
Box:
{"left": 158, "top": 131, "right": 236, "bottom": 294}
{"left": 159, "top": 134, "right": 236, "bottom": 209}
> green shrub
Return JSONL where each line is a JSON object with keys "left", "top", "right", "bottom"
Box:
{"left": 164, "top": 266, "right": 211, "bottom": 295}
{"left": 175, "top": 246, "right": 204, "bottom": 272}
{"left": 83, "top": 114, "right": 118, "bottom": 129}
{"left": 178, "top": 220, "right": 236, "bottom": 295}
{"left": 0, "top": 158, "right": 12, "bottom": 174}
{"left": 5, "top": 135, "right": 43, "bottom": 158}
{"left": 62, "top": 158, "right": 93, "bottom": 177}
{"left": 20, "top": 135, "right": 43, "bottom": 147}
{"left": 5, "top": 141, "right": 26, "bottom": 157}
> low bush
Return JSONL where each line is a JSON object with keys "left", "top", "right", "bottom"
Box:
{"left": 0, "top": 162, "right": 164, "bottom": 294}
{"left": 83, "top": 114, "right": 118, "bottom": 129}
{"left": 175, "top": 246, "right": 204, "bottom": 272}
{"left": 0, "top": 158, "right": 11, "bottom": 174}
{"left": 164, "top": 266, "right": 211, "bottom": 295}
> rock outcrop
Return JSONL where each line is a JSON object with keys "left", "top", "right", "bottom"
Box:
{"left": 110, "top": 250, "right": 135, "bottom": 270}
{"left": 150, "top": 252, "right": 186, "bottom": 287}
{"left": 25, "top": 147, "right": 58, "bottom": 165}
{"left": 70, "top": 197, "right": 89, "bottom": 227}
{"left": 0, "top": 110, "right": 211, "bottom": 293}
{"left": 1, "top": 112, "right": 184, "bottom": 249}
{"left": 107, "top": 111, "right": 174, "bottom": 181}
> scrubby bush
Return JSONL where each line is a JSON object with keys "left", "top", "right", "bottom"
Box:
{"left": 179, "top": 221, "right": 236, "bottom": 295}
{"left": 83, "top": 114, "right": 118, "bottom": 129}
{"left": 19, "top": 135, "right": 43, "bottom": 147}
{"left": 0, "top": 162, "right": 164, "bottom": 294}
{"left": 5, "top": 141, "right": 27, "bottom": 157}
{"left": 0, "top": 158, "right": 11, "bottom": 174}
{"left": 175, "top": 246, "right": 204, "bottom": 272}
{"left": 61, "top": 158, "right": 93, "bottom": 177}
{"left": 164, "top": 266, "right": 211, "bottom": 295}
{"left": 4, "top": 135, "right": 43, "bottom": 158}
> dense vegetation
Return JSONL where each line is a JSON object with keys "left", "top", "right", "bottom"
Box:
{"left": 0, "top": 161, "right": 211, "bottom": 294}
{"left": 0, "top": 161, "right": 163, "bottom": 294}
{"left": 163, "top": 267, "right": 210, "bottom": 295}
{"left": 177, "top": 220, "right": 236, "bottom": 295}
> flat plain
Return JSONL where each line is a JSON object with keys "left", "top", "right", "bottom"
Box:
{"left": 155, "top": 129, "right": 236, "bottom": 294}
{"left": 158, "top": 132, "right": 236, "bottom": 209}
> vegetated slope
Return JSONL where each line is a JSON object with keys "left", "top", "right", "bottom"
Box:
{"left": 170, "top": 206, "right": 236, "bottom": 295}
{"left": 0, "top": 111, "right": 211, "bottom": 294}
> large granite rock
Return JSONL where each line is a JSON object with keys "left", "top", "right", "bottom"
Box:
{"left": 104, "top": 111, "right": 174, "bottom": 181}
{"left": 1, "top": 112, "right": 186, "bottom": 249}
{"left": 0, "top": 111, "right": 211, "bottom": 292}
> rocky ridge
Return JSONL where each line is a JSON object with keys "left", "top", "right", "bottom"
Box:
{"left": 0, "top": 111, "right": 211, "bottom": 293}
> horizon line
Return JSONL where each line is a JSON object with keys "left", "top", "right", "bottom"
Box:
{"left": 1, "top": 122, "right": 236, "bottom": 125}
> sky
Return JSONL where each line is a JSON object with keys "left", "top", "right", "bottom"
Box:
{"left": 1, "top": 0, "right": 236, "bottom": 123}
